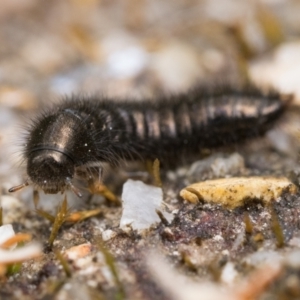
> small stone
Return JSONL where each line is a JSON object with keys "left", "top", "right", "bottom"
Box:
{"left": 0, "top": 224, "right": 15, "bottom": 246}
{"left": 188, "top": 153, "right": 245, "bottom": 181}
{"left": 244, "top": 250, "right": 283, "bottom": 267}
{"left": 151, "top": 42, "right": 203, "bottom": 91}
{"left": 0, "top": 86, "right": 36, "bottom": 110}
{"left": 102, "top": 230, "right": 117, "bottom": 241}
{"left": 249, "top": 41, "right": 300, "bottom": 103}
{"left": 0, "top": 243, "right": 42, "bottom": 264}
{"left": 161, "top": 227, "right": 175, "bottom": 241}
{"left": 180, "top": 176, "right": 297, "bottom": 209}
{"left": 221, "top": 262, "right": 238, "bottom": 284}
{"left": 120, "top": 179, "right": 164, "bottom": 231}
{"left": 64, "top": 243, "right": 92, "bottom": 260}
{"left": 286, "top": 250, "right": 300, "bottom": 267}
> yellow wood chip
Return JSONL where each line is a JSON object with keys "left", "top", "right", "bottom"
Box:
{"left": 180, "top": 177, "right": 298, "bottom": 209}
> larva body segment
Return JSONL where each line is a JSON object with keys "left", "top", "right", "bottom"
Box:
{"left": 12, "top": 86, "right": 287, "bottom": 195}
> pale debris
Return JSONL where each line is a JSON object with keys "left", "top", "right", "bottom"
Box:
{"left": 235, "top": 263, "right": 282, "bottom": 300}
{"left": 151, "top": 42, "right": 204, "bottom": 92}
{"left": 0, "top": 243, "right": 42, "bottom": 264}
{"left": 147, "top": 252, "right": 235, "bottom": 300}
{"left": 0, "top": 195, "right": 26, "bottom": 224}
{"left": 0, "top": 224, "right": 15, "bottom": 246}
{"left": 285, "top": 250, "right": 300, "bottom": 267}
{"left": 120, "top": 179, "right": 173, "bottom": 231}
{"left": 180, "top": 176, "right": 297, "bottom": 209}
{"left": 102, "top": 229, "right": 117, "bottom": 242}
{"left": 288, "top": 236, "right": 300, "bottom": 248}
{"left": 244, "top": 250, "right": 283, "bottom": 267}
{"left": 220, "top": 262, "right": 238, "bottom": 285}
{"left": 148, "top": 252, "right": 283, "bottom": 300}
{"left": 0, "top": 86, "right": 36, "bottom": 109}
{"left": 188, "top": 152, "right": 245, "bottom": 181}
{"left": 249, "top": 41, "right": 300, "bottom": 102}
{"left": 64, "top": 243, "right": 93, "bottom": 261}
{"left": 0, "top": 224, "right": 42, "bottom": 266}
{"left": 101, "top": 32, "right": 149, "bottom": 79}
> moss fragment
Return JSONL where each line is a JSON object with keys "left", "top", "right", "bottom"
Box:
{"left": 97, "top": 240, "right": 125, "bottom": 300}
{"left": 153, "top": 158, "right": 162, "bottom": 187}
{"left": 48, "top": 196, "right": 69, "bottom": 248}
{"left": 270, "top": 205, "right": 285, "bottom": 248}
{"left": 54, "top": 249, "right": 72, "bottom": 278}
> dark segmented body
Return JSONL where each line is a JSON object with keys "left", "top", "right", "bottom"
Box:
{"left": 22, "top": 86, "right": 286, "bottom": 193}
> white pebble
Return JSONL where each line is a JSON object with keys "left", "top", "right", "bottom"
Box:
{"left": 120, "top": 180, "right": 163, "bottom": 232}
{"left": 102, "top": 229, "right": 117, "bottom": 241}
{"left": 0, "top": 224, "right": 15, "bottom": 246}
{"left": 220, "top": 262, "right": 238, "bottom": 284}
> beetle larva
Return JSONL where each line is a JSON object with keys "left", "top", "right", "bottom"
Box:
{"left": 9, "top": 86, "right": 288, "bottom": 196}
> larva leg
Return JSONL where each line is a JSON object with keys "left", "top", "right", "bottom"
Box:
{"left": 89, "top": 181, "right": 120, "bottom": 205}
{"left": 81, "top": 167, "right": 120, "bottom": 204}
{"left": 33, "top": 189, "right": 40, "bottom": 208}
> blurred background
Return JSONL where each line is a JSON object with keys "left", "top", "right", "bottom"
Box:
{"left": 1, "top": 0, "right": 300, "bottom": 194}
{"left": 2, "top": 2, "right": 300, "bottom": 299}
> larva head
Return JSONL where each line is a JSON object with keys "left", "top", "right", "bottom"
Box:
{"left": 9, "top": 109, "right": 90, "bottom": 197}
{"left": 26, "top": 149, "right": 75, "bottom": 194}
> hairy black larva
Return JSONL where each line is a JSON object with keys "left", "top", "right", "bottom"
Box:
{"left": 9, "top": 86, "right": 288, "bottom": 196}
